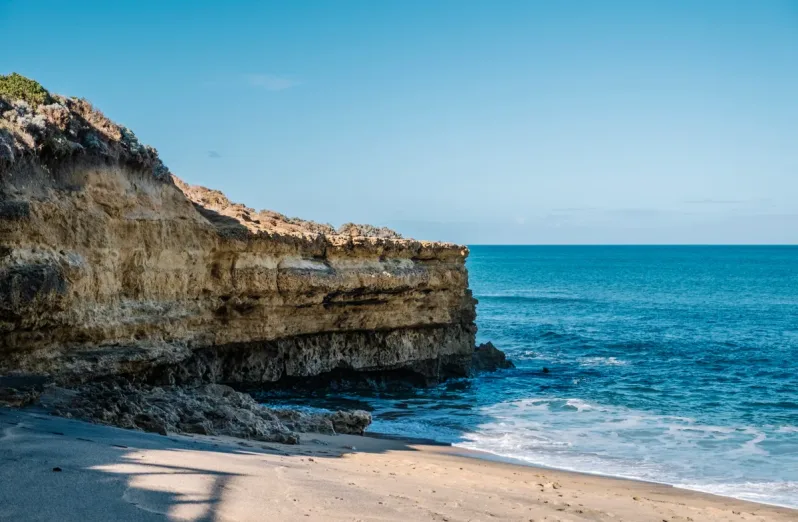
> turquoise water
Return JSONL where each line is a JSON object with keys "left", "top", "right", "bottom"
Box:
{"left": 271, "top": 246, "right": 798, "bottom": 507}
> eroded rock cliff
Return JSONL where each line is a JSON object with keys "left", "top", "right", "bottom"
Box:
{"left": 0, "top": 75, "right": 477, "bottom": 389}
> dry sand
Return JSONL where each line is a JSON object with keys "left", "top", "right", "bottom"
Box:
{"left": 1, "top": 407, "right": 794, "bottom": 521}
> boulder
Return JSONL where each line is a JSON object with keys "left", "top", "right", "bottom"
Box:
{"left": 472, "top": 342, "right": 515, "bottom": 373}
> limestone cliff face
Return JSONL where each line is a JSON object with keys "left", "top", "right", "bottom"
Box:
{"left": 0, "top": 77, "right": 476, "bottom": 387}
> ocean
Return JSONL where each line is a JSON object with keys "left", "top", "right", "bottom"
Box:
{"left": 267, "top": 246, "right": 798, "bottom": 508}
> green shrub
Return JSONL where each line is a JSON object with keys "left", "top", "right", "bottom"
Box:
{"left": 0, "top": 73, "right": 52, "bottom": 106}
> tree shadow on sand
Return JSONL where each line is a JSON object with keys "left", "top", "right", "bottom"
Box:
{"left": 0, "top": 407, "right": 421, "bottom": 522}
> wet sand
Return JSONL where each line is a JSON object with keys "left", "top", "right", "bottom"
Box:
{"left": 1, "top": 407, "right": 794, "bottom": 521}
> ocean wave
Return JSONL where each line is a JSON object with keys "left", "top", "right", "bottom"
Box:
{"left": 476, "top": 294, "right": 591, "bottom": 304}
{"left": 674, "top": 481, "right": 798, "bottom": 509}
{"left": 605, "top": 340, "right": 656, "bottom": 351}
{"left": 368, "top": 418, "right": 463, "bottom": 443}
{"left": 530, "top": 329, "right": 594, "bottom": 347}
{"left": 578, "top": 356, "right": 629, "bottom": 367}
{"left": 358, "top": 392, "right": 798, "bottom": 508}
{"left": 445, "top": 397, "right": 798, "bottom": 506}
{"left": 743, "top": 400, "right": 798, "bottom": 410}
{"left": 538, "top": 330, "right": 573, "bottom": 340}
{"left": 510, "top": 350, "right": 541, "bottom": 361}
{"left": 564, "top": 398, "right": 594, "bottom": 411}
{"left": 457, "top": 435, "right": 798, "bottom": 509}
{"left": 509, "top": 350, "right": 630, "bottom": 367}
{"left": 740, "top": 431, "right": 769, "bottom": 456}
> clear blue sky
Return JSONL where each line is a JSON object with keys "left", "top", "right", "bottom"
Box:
{"left": 2, "top": 0, "right": 797, "bottom": 244}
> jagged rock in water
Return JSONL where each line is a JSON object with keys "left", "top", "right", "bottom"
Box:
{"left": 472, "top": 342, "right": 515, "bottom": 373}
{"left": 328, "top": 410, "right": 372, "bottom": 435}
{"left": 42, "top": 381, "right": 371, "bottom": 443}
{"left": 0, "top": 74, "right": 477, "bottom": 388}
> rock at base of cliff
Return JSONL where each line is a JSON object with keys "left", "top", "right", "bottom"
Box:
{"left": 41, "top": 381, "right": 371, "bottom": 444}
{"left": 472, "top": 342, "right": 515, "bottom": 373}
{"left": 329, "top": 410, "right": 372, "bottom": 435}
{"left": 0, "top": 387, "right": 40, "bottom": 408}
{"left": 0, "top": 375, "right": 49, "bottom": 407}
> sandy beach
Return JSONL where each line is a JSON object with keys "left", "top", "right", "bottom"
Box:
{"left": 1, "top": 407, "right": 794, "bottom": 522}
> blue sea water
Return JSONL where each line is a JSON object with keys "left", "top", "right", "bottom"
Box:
{"left": 270, "top": 246, "right": 798, "bottom": 508}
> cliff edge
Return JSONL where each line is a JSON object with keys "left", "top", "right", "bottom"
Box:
{"left": 0, "top": 74, "right": 477, "bottom": 389}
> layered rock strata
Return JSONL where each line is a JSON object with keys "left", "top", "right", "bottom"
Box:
{"left": 0, "top": 76, "right": 477, "bottom": 389}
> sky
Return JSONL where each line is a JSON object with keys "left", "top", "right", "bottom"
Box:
{"left": 2, "top": 0, "right": 797, "bottom": 244}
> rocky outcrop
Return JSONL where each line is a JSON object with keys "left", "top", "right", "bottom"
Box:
{"left": 41, "top": 381, "right": 371, "bottom": 443}
{"left": 0, "top": 75, "right": 477, "bottom": 390}
{"left": 472, "top": 342, "right": 515, "bottom": 373}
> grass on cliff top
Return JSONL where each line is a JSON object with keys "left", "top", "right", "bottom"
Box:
{"left": 0, "top": 73, "right": 52, "bottom": 106}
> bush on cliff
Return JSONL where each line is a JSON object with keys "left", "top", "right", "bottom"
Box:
{"left": 0, "top": 73, "right": 52, "bottom": 106}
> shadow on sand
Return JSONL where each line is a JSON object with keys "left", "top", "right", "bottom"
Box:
{"left": 0, "top": 407, "right": 421, "bottom": 521}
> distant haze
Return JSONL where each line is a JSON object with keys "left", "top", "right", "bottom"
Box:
{"left": 2, "top": 1, "right": 796, "bottom": 244}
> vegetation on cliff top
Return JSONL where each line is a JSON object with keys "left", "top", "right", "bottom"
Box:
{"left": 1, "top": 73, "right": 403, "bottom": 240}
{"left": 0, "top": 73, "right": 170, "bottom": 180}
{"left": 0, "top": 73, "right": 52, "bottom": 106}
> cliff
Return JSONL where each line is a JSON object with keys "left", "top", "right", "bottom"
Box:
{"left": 0, "top": 74, "right": 477, "bottom": 389}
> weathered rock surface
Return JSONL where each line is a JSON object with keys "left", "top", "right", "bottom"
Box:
{"left": 41, "top": 381, "right": 371, "bottom": 443}
{"left": 0, "top": 76, "right": 477, "bottom": 389}
{"left": 472, "top": 342, "right": 515, "bottom": 373}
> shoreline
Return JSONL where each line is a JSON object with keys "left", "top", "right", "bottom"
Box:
{"left": 367, "top": 430, "right": 798, "bottom": 511}
{"left": 453, "top": 443, "right": 798, "bottom": 511}
{"left": 3, "top": 407, "right": 795, "bottom": 521}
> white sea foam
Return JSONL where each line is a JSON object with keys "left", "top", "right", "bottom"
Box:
{"left": 564, "top": 398, "right": 594, "bottom": 411}
{"left": 417, "top": 397, "right": 798, "bottom": 509}
{"left": 364, "top": 395, "right": 798, "bottom": 508}
{"left": 368, "top": 418, "right": 463, "bottom": 443}
{"left": 578, "top": 356, "right": 629, "bottom": 366}
{"left": 674, "top": 481, "right": 798, "bottom": 509}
